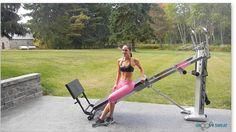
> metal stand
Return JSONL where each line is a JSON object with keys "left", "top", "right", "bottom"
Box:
{"left": 184, "top": 50, "right": 208, "bottom": 122}
{"left": 184, "top": 27, "right": 210, "bottom": 122}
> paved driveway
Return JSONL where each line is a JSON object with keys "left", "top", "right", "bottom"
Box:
{"left": 1, "top": 96, "right": 231, "bottom": 132}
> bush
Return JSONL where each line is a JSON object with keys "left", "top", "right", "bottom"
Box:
{"left": 209, "top": 45, "right": 231, "bottom": 52}
{"left": 136, "top": 43, "right": 231, "bottom": 52}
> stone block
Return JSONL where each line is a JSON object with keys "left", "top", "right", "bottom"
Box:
{"left": 1, "top": 73, "right": 42, "bottom": 111}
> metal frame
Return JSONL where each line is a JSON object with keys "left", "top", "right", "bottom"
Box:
{"left": 65, "top": 27, "right": 211, "bottom": 122}
{"left": 184, "top": 27, "right": 211, "bottom": 122}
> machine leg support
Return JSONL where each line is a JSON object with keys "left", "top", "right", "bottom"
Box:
{"left": 181, "top": 107, "right": 207, "bottom": 122}
{"left": 184, "top": 114, "right": 207, "bottom": 122}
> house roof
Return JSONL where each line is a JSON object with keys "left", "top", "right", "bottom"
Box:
{"left": 12, "top": 33, "right": 34, "bottom": 40}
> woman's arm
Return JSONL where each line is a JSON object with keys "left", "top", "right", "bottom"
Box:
{"left": 114, "top": 59, "right": 121, "bottom": 86}
{"left": 134, "top": 58, "right": 146, "bottom": 80}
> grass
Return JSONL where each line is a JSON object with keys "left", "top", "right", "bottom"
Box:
{"left": 1, "top": 49, "right": 231, "bottom": 109}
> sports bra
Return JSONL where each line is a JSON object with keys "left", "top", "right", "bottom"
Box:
{"left": 120, "top": 60, "right": 134, "bottom": 72}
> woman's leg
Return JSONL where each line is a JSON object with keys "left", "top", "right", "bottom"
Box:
{"left": 99, "top": 103, "right": 110, "bottom": 120}
{"left": 97, "top": 83, "right": 122, "bottom": 121}
{"left": 107, "top": 102, "right": 115, "bottom": 118}
{"left": 108, "top": 84, "right": 133, "bottom": 104}
{"left": 99, "top": 102, "right": 115, "bottom": 120}
{"left": 107, "top": 83, "right": 134, "bottom": 118}
{"left": 98, "top": 81, "right": 134, "bottom": 121}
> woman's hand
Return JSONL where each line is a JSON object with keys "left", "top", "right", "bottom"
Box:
{"left": 112, "top": 84, "right": 117, "bottom": 91}
{"left": 141, "top": 75, "right": 147, "bottom": 83}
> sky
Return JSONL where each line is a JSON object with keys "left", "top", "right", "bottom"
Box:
{"left": 17, "top": 4, "right": 32, "bottom": 23}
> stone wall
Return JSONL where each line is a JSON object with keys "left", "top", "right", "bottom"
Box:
{"left": 1, "top": 73, "right": 43, "bottom": 111}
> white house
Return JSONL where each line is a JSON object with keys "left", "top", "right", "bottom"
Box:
{"left": 1, "top": 36, "right": 11, "bottom": 50}
{"left": 10, "top": 33, "right": 34, "bottom": 49}
{"left": 1, "top": 33, "right": 35, "bottom": 50}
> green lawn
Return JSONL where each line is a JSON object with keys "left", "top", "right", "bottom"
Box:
{"left": 1, "top": 49, "right": 231, "bottom": 109}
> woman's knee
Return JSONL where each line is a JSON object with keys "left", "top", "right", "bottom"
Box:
{"left": 108, "top": 97, "right": 117, "bottom": 104}
{"left": 110, "top": 102, "right": 115, "bottom": 106}
{"left": 108, "top": 84, "right": 134, "bottom": 102}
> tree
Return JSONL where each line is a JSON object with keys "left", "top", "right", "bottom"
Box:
{"left": 109, "top": 3, "right": 153, "bottom": 51}
{"left": 1, "top": 3, "right": 27, "bottom": 38}
{"left": 148, "top": 4, "right": 168, "bottom": 46}
{"left": 189, "top": 3, "right": 231, "bottom": 45}
{"left": 162, "top": 3, "right": 191, "bottom": 45}
{"left": 175, "top": 3, "right": 190, "bottom": 44}
{"left": 24, "top": 3, "right": 72, "bottom": 48}
{"left": 68, "top": 4, "right": 111, "bottom": 48}
{"left": 211, "top": 4, "right": 231, "bottom": 45}
{"left": 188, "top": 4, "right": 216, "bottom": 44}
{"left": 162, "top": 4, "right": 180, "bottom": 44}
{"left": 24, "top": 3, "right": 111, "bottom": 49}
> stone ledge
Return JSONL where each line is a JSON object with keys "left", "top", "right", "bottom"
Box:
{"left": 1, "top": 73, "right": 42, "bottom": 111}
{"left": 1, "top": 73, "right": 40, "bottom": 87}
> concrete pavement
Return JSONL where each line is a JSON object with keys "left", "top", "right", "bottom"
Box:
{"left": 1, "top": 96, "right": 231, "bottom": 132}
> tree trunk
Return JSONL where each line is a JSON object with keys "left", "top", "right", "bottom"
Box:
{"left": 209, "top": 24, "right": 215, "bottom": 45}
{"left": 220, "top": 23, "right": 224, "bottom": 46}
{"left": 212, "top": 31, "right": 215, "bottom": 45}
{"left": 131, "top": 39, "right": 136, "bottom": 52}
{"left": 177, "top": 23, "right": 185, "bottom": 44}
{"left": 160, "top": 39, "right": 163, "bottom": 48}
{"left": 183, "top": 24, "right": 186, "bottom": 44}
{"left": 170, "top": 35, "right": 172, "bottom": 45}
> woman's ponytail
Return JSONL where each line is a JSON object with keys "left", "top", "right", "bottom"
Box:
{"left": 127, "top": 45, "right": 132, "bottom": 57}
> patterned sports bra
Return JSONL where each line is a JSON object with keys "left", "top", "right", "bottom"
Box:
{"left": 119, "top": 60, "right": 134, "bottom": 72}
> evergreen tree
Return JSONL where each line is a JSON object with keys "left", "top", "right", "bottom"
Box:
{"left": 24, "top": 3, "right": 111, "bottom": 49}
{"left": 148, "top": 4, "right": 168, "bottom": 46}
{"left": 109, "top": 3, "right": 153, "bottom": 51}
{"left": 1, "top": 3, "right": 27, "bottom": 38}
{"left": 68, "top": 4, "right": 111, "bottom": 48}
{"left": 24, "top": 3, "right": 72, "bottom": 48}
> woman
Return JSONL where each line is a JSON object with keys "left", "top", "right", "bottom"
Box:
{"left": 95, "top": 45, "right": 146, "bottom": 124}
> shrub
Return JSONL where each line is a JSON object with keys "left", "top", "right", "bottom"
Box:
{"left": 136, "top": 44, "right": 231, "bottom": 52}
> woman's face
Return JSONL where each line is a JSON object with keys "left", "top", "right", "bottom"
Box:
{"left": 122, "top": 45, "right": 130, "bottom": 56}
